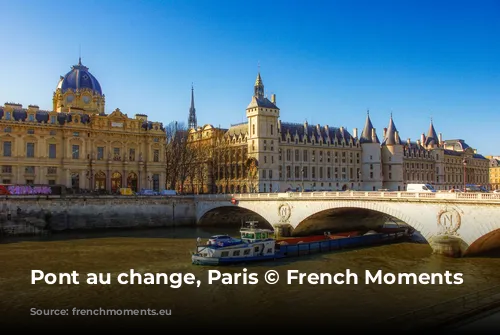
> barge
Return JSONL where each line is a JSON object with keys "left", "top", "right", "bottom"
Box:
{"left": 191, "top": 221, "right": 414, "bottom": 266}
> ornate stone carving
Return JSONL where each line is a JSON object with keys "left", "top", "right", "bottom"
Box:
{"left": 278, "top": 202, "right": 291, "bottom": 223}
{"left": 437, "top": 208, "right": 462, "bottom": 236}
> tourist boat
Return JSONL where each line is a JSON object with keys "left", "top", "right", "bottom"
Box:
{"left": 191, "top": 221, "right": 415, "bottom": 266}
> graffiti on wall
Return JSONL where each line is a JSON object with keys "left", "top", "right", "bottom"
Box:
{"left": 0, "top": 185, "right": 53, "bottom": 195}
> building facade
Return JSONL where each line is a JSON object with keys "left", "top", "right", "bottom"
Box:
{"left": 487, "top": 156, "right": 500, "bottom": 191}
{"left": 187, "top": 72, "right": 489, "bottom": 193}
{"left": 0, "top": 59, "right": 166, "bottom": 193}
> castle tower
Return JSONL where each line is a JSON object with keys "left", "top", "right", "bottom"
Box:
{"left": 188, "top": 84, "right": 197, "bottom": 130}
{"left": 381, "top": 114, "right": 404, "bottom": 191}
{"left": 246, "top": 72, "right": 280, "bottom": 192}
{"left": 52, "top": 58, "right": 105, "bottom": 114}
{"left": 359, "top": 111, "right": 382, "bottom": 191}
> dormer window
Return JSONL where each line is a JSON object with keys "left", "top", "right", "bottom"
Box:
{"left": 5, "top": 112, "right": 11, "bottom": 120}
{"left": 28, "top": 114, "right": 35, "bottom": 122}
{"left": 50, "top": 116, "right": 56, "bottom": 124}
{"left": 74, "top": 117, "right": 79, "bottom": 123}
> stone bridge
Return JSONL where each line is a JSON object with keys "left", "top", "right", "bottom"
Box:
{"left": 194, "top": 191, "right": 500, "bottom": 257}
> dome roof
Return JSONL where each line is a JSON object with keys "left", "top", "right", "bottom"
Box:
{"left": 56, "top": 58, "right": 102, "bottom": 95}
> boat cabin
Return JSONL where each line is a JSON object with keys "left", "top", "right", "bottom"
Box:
{"left": 240, "top": 221, "right": 274, "bottom": 243}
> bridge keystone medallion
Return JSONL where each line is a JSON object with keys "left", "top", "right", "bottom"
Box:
{"left": 436, "top": 208, "right": 462, "bottom": 236}
{"left": 278, "top": 203, "right": 291, "bottom": 223}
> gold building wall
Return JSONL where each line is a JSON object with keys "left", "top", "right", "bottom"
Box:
{"left": 0, "top": 104, "right": 166, "bottom": 194}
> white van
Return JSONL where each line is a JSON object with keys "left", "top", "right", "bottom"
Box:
{"left": 406, "top": 184, "right": 436, "bottom": 192}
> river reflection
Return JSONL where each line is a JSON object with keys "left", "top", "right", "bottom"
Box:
{"left": 0, "top": 226, "right": 499, "bottom": 331}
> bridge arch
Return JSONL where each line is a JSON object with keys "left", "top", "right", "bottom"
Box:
{"left": 291, "top": 200, "right": 432, "bottom": 242}
{"left": 197, "top": 204, "right": 272, "bottom": 229}
{"left": 464, "top": 228, "right": 500, "bottom": 256}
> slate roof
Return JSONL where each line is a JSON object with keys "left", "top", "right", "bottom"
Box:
{"left": 279, "top": 122, "right": 357, "bottom": 144}
{"left": 0, "top": 106, "right": 164, "bottom": 131}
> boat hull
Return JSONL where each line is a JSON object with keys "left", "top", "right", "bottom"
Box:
{"left": 192, "top": 253, "right": 285, "bottom": 266}
{"left": 192, "top": 227, "right": 413, "bottom": 266}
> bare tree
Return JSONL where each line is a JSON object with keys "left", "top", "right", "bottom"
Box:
{"left": 165, "top": 121, "right": 194, "bottom": 192}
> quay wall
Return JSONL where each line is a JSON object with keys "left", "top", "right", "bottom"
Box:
{"left": 0, "top": 196, "right": 196, "bottom": 231}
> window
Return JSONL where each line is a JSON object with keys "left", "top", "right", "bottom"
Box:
{"left": 153, "top": 174, "right": 159, "bottom": 191}
{"left": 47, "top": 167, "right": 57, "bottom": 174}
{"left": 72, "top": 145, "right": 80, "bottom": 159}
{"left": 153, "top": 149, "right": 159, "bottom": 162}
{"left": 28, "top": 114, "right": 35, "bottom": 122}
{"left": 4, "top": 127, "right": 11, "bottom": 133}
{"left": 233, "top": 250, "right": 240, "bottom": 256}
{"left": 243, "top": 249, "right": 250, "bottom": 255}
{"left": 49, "top": 130, "right": 56, "bottom": 135}
{"left": 25, "top": 166, "right": 35, "bottom": 174}
{"left": 2, "top": 179, "right": 11, "bottom": 184}
{"left": 26, "top": 179, "right": 34, "bottom": 185}
{"left": 73, "top": 132, "right": 79, "bottom": 137}
{"left": 50, "top": 116, "right": 56, "bottom": 124}
{"left": 269, "top": 169, "right": 272, "bottom": 179}
{"left": 45, "top": 143, "right": 56, "bottom": 159}
{"left": 5, "top": 112, "right": 11, "bottom": 120}
{"left": 270, "top": 125, "right": 273, "bottom": 135}
{"left": 129, "top": 148, "right": 135, "bottom": 161}
{"left": 27, "top": 129, "right": 34, "bottom": 134}
{"left": 2, "top": 166, "right": 12, "bottom": 173}
{"left": 221, "top": 252, "right": 229, "bottom": 257}
{"left": 26, "top": 143, "right": 35, "bottom": 158}
{"left": 113, "top": 148, "right": 120, "bottom": 160}
{"left": 48, "top": 180, "right": 56, "bottom": 185}
{"left": 252, "top": 124, "right": 255, "bottom": 135}
{"left": 3, "top": 141, "right": 11, "bottom": 157}
{"left": 96, "top": 147, "right": 104, "bottom": 160}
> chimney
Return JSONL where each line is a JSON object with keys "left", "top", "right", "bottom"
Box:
{"left": 271, "top": 94, "right": 276, "bottom": 104}
{"left": 353, "top": 127, "right": 358, "bottom": 138}
{"left": 383, "top": 128, "right": 387, "bottom": 138}
{"left": 416, "top": 139, "right": 421, "bottom": 146}
{"left": 407, "top": 138, "right": 411, "bottom": 145}
{"left": 438, "top": 132, "right": 443, "bottom": 144}
{"left": 421, "top": 133, "right": 425, "bottom": 144}
{"left": 395, "top": 130, "right": 400, "bottom": 144}
{"left": 278, "top": 120, "right": 281, "bottom": 132}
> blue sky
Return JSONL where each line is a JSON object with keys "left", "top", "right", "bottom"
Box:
{"left": 1, "top": 0, "right": 499, "bottom": 154}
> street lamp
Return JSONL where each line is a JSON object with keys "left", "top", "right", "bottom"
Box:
{"left": 86, "top": 154, "right": 94, "bottom": 192}
{"left": 463, "top": 158, "right": 467, "bottom": 192}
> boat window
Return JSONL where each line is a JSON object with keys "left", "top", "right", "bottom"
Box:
{"left": 233, "top": 250, "right": 240, "bottom": 256}
{"left": 243, "top": 249, "right": 250, "bottom": 255}
{"left": 254, "top": 247, "right": 259, "bottom": 252}
{"left": 256, "top": 233, "right": 261, "bottom": 239}
{"left": 267, "top": 248, "right": 272, "bottom": 253}
{"left": 221, "top": 251, "right": 229, "bottom": 257}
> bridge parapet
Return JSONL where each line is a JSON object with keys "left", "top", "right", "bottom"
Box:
{"left": 195, "top": 191, "right": 500, "bottom": 203}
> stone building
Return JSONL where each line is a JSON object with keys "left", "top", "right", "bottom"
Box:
{"left": 187, "top": 72, "right": 489, "bottom": 193}
{"left": 486, "top": 156, "right": 500, "bottom": 191}
{"left": 188, "top": 73, "right": 363, "bottom": 193}
{"left": 0, "top": 59, "right": 166, "bottom": 193}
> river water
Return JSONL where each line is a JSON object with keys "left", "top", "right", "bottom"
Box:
{"left": 0, "top": 225, "right": 499, "bottom": 331}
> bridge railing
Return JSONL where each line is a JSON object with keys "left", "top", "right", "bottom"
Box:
{"left": 195, "top": 191, "right": 500, "bottom": 202}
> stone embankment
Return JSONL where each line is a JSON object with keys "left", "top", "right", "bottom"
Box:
{"left": 0, "top": 196, "right": 196, "bottom": 234}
